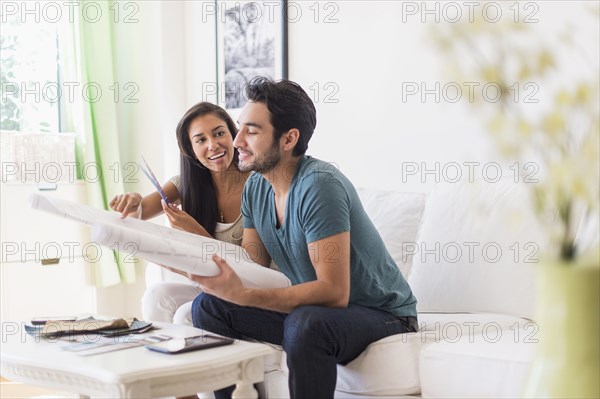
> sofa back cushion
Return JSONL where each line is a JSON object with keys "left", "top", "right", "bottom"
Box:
{"left": 407, "top": 178, "right": 549, "bottom": 319}
{"left": 357, "top": 188, "right": 427, "bottom": 278}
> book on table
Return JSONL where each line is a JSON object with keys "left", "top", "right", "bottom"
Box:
{"left": 25, "top": 316, "right": 154, "bottom": 337}
{"left": 29, "top": 193, "right": 291, "bottom": 289}
{"left": 25, "top": 316, "right": 174, "bottom": 356}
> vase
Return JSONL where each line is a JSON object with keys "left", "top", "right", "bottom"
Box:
{"left": 523, "top": 254, "right": 600, "bottom": 398}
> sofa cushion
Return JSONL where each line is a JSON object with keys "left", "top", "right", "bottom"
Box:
{"left": 336, "top": 312, "right": 532, "bottom": 396}
{"left": 357, "top": 188, "right": 427, "bottom": 278}
{"left": 419, "top": 325, "right": 535, "bottom": 398}
{"left": 408, "top": 178, "right": 548, "bottom": 319}
{"left": 266, "top": 312, "right": 531, "bottom": 397}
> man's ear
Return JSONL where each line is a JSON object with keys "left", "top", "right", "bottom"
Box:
{"left": 281, "top": 129, "right": 300, "bottom": 152}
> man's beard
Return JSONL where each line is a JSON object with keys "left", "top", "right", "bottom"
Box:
{"left": 239, "top": 142, "right": 281, "bottom": 174}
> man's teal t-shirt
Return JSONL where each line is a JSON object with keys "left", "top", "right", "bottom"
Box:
{"left": 241, "top": 156, "right": 417, "bottom": 318}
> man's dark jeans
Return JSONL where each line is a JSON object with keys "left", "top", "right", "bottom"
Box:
{"left": 192, "top": 293, "right": 417, "bottom": 399}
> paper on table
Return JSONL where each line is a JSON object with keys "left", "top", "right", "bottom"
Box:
{"left": 61, "top": 333, "right": 172, "bottom": 356}
{"left": 30, "top": 193, "right": 291, "bottom": 289}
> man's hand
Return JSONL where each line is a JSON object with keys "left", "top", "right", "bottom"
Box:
{"left": 188, "top": 254, "right": 249, "bottom": 305}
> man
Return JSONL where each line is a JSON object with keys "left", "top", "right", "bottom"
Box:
{"left": 190, "top": 77, "right": 417, "bottom": 399}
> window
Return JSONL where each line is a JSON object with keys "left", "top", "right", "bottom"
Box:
{"left": 1, "top": 15, "right": 61, "bottom": 132}
{"left": 1, "top": 10, "right": 79, "bottom": 183}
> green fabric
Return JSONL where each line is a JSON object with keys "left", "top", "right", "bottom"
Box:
{"left": 56, "top": 16, "right": 84, "bottom": 180}
{"left": 59, "top": 0, "right": 136, "bottom": 286}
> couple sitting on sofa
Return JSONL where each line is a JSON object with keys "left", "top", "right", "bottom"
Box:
{"left": 109, "top": 77, "right": 418, "bottom": 399}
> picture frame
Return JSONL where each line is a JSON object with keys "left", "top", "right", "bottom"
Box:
{"left": 215, "top": 1, "right": 288, "bottom": 113}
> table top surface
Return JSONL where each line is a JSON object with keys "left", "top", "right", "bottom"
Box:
{"left": 1, "top": 322, "right": 276, "bottom": 384}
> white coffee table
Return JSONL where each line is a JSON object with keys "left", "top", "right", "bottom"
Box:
{"left": 0, "top": 322, "right": 276, "bottom": 398}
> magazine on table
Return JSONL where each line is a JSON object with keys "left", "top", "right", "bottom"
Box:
{"left": 25, "top": 316, "right": 154, "bottom": 337}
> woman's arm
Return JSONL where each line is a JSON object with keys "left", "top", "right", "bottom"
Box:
{"left": 109, "top": 181, "right": 180, "bottom": 219}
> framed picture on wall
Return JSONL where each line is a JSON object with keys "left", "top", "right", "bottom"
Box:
{"left": 215, "top": 0, "right": 288, "bottom": 113}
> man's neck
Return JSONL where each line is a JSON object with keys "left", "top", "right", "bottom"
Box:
{"left": 262, "top": 155, "right": 302, "bottom": 197}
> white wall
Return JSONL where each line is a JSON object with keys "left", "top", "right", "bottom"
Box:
{"left": 285, "top": 1, "right": 598, "bottom": 192}
{"left": 286, "top": 1, "right": 486, "bottom": 192}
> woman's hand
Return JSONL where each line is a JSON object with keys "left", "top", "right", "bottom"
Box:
{"left": 109, "top": 193, "right": 143, "bottom": 219}
{"left": 162, "top": 200, "right": 208, "bottom": 236}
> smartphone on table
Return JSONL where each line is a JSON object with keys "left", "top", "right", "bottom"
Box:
{"left": 145, "top": 335, "right": 234, "bottom": 354}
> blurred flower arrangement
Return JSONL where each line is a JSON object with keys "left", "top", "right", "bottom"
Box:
{"left": 430, "top": 4, "right": 599, "bottom": 262}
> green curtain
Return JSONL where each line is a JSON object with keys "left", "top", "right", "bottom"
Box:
{"left": 58, "top": 0, "right": 136, "bottom": 286}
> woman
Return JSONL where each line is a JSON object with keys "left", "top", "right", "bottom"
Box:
{"left": 109, "top": 102, "right": 250, "bottom": 324}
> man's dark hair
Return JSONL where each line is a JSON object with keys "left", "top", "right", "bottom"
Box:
{"left": 245, "top": 77, "right": 317, "bottom": 156}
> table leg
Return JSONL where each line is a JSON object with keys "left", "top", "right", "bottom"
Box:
{"left": 231, "top": 356, "right": 263, "bottom": 399}
{"left": 231, "top": 381, "right": 257, "bottom": 399}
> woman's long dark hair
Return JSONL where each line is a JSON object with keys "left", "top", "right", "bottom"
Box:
{"left": 175, "top": 102, "right": 239, "bottom": 236}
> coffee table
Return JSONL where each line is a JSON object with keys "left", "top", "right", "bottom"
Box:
{"left": 1, "top": 322, "right": 276, "bottom": 398}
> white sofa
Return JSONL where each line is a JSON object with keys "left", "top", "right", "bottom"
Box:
{"left": 146, "top": 177, "right": 598, "bottom": 398}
